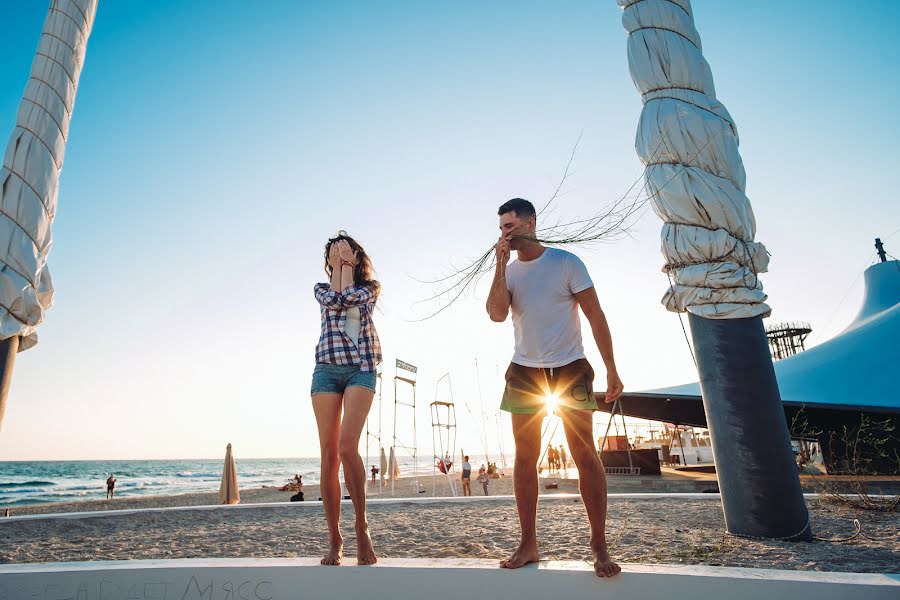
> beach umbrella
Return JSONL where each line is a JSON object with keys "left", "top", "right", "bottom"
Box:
{"left": 0, "top": 0, "right": 99, "bottom": 431}
{"left": 619, "top": 0, "right": 810, "bottom": 539}
{"left": 218, "top": 443, "right": 240, "bottom": 505}
{"left": 388, "top": 446, "right": 401, "bottom": 480}
{"left": 379, "top": 447, "right": 388, "bottom": 484}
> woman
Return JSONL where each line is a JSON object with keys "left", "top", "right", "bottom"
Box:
{"left": 311, "top": 231, "right": 382, "bottom": 566}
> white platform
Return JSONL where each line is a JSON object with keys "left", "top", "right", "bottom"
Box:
{"left": 0, "top": 493, "right": 729, "bottom": 523}
{"left": 1, "top": 558, "right": 897, "bottom": 600}
{"left": 4, "top": 492, "right": 874, "bottom": 524}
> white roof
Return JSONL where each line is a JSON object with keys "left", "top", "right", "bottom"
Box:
{"left": 645, "top": 260, "right": 900, "bottom": 412}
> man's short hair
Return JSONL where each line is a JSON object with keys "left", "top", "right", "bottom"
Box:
{"left": 498, "top": 198, "right": 536, "bottom": 220}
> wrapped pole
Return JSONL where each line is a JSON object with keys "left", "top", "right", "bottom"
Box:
{"left": 618, "top": 0, "right": 811, "bottom": 539}
{"left": 0, "top": 0, "right": 98, "bottom": 430}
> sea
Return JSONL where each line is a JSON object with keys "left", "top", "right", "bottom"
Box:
{"left": 0, "top": 454, "right": 502, "bottom": 507}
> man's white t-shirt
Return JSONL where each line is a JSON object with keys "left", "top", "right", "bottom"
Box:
{"left": 505, "top": 247, "right": 593, "bottom": 368}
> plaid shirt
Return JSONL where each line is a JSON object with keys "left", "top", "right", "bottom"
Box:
{"left": 313, "top": 282, "right": 382, "bottom": 372}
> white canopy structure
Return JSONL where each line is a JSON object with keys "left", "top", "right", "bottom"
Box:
{"left": 614, "top": 258, "right": 900, "bottom": 420}
{"left": 619, "top": 0, "right": 769, "bottom": 319}
{"left": 0, "top": 0, "right": 97, "bottom": 350}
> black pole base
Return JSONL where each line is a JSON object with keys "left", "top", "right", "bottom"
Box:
{"left": 0, "top": 335, "right": 19, "bottom": 432}
{"left": 689, "top": 313, "right": 812, "bottom": 541}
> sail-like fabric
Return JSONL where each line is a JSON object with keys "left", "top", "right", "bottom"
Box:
{"left": 619, "top": 0, "right": 770, "bottom": 319}
{"left": 0, "top": 0, "right": 98, "bottom": 349}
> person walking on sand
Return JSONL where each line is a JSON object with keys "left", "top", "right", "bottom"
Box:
{"left": 486, "top": 198, "right": 623, "bottom": 578}
{"left": 478, "top": 466, "right": 490, "bottom": 496}
{"left": 311, "top": 232, "right": 382, "bottom": 566}
{"left": 461, "top": 455, "right": 472, "bottom": 496}
{"left": 105, "top": 474, "right": 116, "bottom": 499}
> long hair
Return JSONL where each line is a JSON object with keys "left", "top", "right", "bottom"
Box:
{"left": 323, "top": 231, "right": 379, "bottom": 295}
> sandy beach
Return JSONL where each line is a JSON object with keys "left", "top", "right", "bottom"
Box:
{"left": 1, "top": 468, "right": 719, "bottom": 517}
{"left": 1, "top": 473, "right": 897, "bottom": 572}
{"left": 6, "top": 467, "right": 897, "bottom": 518}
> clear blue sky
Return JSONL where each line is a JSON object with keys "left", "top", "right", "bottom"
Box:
{"left": 1, "top": 1, "right": 898, "bottom": 460}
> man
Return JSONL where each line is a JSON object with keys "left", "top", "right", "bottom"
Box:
{"left": 461, "top": 455, "right": 472, "bottom": 496}
{"left": 486, "top": 198, "right": 623, "bottom": 578}
{"left": 106, "top": 474, "right": 116, "bottom": 499}
{"left": 559, "top": 445, "right": 568, "bottom": 471}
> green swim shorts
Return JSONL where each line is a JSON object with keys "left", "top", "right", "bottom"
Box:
{"left": 500, "top": 358, "right": 598, "bottom": 415}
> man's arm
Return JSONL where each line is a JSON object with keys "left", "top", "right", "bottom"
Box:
{"left": 486, "top": 237, "right": 511, "bottom": 322}
{"left": 574, "top": 286, "right": 624, "bottom": 403}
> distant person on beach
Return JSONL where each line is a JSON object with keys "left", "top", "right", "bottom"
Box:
{"left": 478, "top": 466, "right": 490, "bottom": 496}
{"left": 370, "top": 465, "right": 379, "bottom": 485}
{"left": 105, "top": 474, "right": 116, "bottom": 499}
{"left": 559, "top": 445, "right": 568, "bottom": 471}
{"left": 290, "top": 475, "right": 305, "bottom": 501}
{"left": 461, "top": 456, "right": 472, "bottom": 496}
{"left": 312, "top": 232, "right": 382, "bottom": 566}
{"left": 486, "top": 198, "right": 623, "bottom": 578}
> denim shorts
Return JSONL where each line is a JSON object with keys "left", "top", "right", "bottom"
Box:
{"left": 311, "top": 363, "right": 377, "bottom": 395}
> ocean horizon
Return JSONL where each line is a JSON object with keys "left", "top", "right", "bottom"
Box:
{"left": 0, "top": 454, "right": 503, "bottom": 507}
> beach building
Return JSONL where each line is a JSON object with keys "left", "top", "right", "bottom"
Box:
{"left": 600, "top": 248, "right": 900, "bottom": 474}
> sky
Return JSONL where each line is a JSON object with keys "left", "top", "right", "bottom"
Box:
{"left": 0, "top": 0, "right": 898, "bottom": 461}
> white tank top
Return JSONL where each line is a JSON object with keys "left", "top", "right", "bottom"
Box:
{"left": 344, "top": 306, "right": 361, "bottom": 346}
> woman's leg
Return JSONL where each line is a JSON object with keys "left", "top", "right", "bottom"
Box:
{"left": 339, "top": 385, "right": 377, "bottom": 564}
{"left": 312, "top": 393, "right": 344, "bottom": 565}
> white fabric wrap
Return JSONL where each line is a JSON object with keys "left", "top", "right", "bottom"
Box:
{"left": 619, "top": 0, "right": 771, "bottom": 319}
{"left": 0, "top": 0, "right": 98, "bottom": 350}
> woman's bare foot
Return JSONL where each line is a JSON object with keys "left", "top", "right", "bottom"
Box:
{"left": 356, "top": 525, "right": 378, "bottom": 565}
{"left": 592, "top": 551, "right": 621, "bottom": 578}
{"left": 321, "top": 537, "right": 344, "bottom": 566}
{"left": 499, "top": 540, "right": 540, "bottom": 569}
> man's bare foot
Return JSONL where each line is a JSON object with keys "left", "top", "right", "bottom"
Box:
{"left": 592, "top": 551, "right": 621, "bottom": 578}
{"left": 499, "top": 541, "right": 540, "bottom": 569}
{"left": 321, "top": 538, "right": 343, "bottom": 566}
{"left": 356, "top": 525, "right": 378, "bottom": 565}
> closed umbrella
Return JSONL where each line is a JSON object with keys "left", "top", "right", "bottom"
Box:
{"left": 619, "top": 0, "right": 810, "bottom": 540}
{"left": 218, "top": 443, "right": 240, "bottom": 505}
{"left": 0, "top": 0, "right": 99, "bottom": 431}
{"left": 388, "top": 446, "right": 401, "bottom": 480}
{"left": 379, "top": 447, "right": 388, "bottom": 485}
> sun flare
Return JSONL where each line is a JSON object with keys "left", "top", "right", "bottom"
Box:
{"left": 544, "top": 393, "right": 559, "bottom": 414}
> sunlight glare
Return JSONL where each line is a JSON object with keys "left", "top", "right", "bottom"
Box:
{"left": 544, "top": 393, "right": 559, "bottom": 414}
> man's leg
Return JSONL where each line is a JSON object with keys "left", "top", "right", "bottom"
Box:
{"left": 500, "top": 412, "right": 544, "bottom": 569}
{"left": 560, "top": 409, "right": 621, "bottom": 577}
